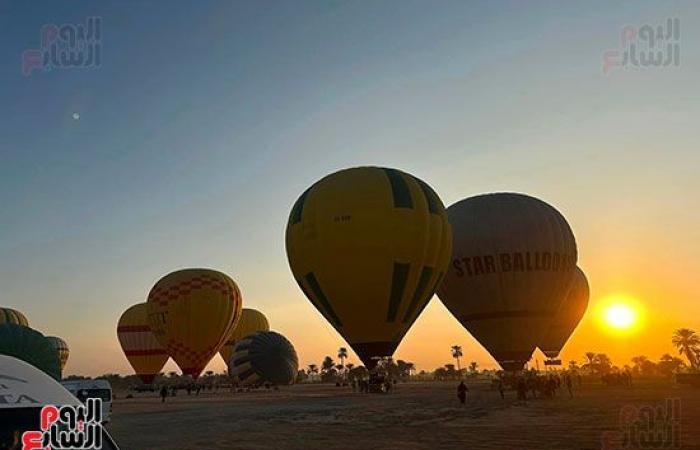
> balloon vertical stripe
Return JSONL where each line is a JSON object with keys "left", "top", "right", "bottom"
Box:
{"left": 383, "top": 168, "right": 414, "bottom": 209}
{"left": 303, "top": 273, "right": 342, "bottom": 328}
{"left": 402, "top": 266, "right": 434, "bottom": 322}
{"left": 386, "top": 262, "right": 410, "bottom": 322}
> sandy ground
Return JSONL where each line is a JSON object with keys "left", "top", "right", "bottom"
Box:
{"left": 108, "top": 380, "right": 699, "bottom": 450}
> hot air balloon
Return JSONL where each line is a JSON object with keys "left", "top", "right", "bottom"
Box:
{"left": 46, "top": 336, "right": 70, "bottom": 372}
{"left": 230, "top": 331, "right": 298, "bottom": 385}
{"left": 219, "top": 308, "right": 269, "bottom": 367}
{"left": 437, "top": 193, "right": 577, "bottom": 371}
{"left": 0, "top": 323, "right": 61, "bottom": 380}
{"left": 147, "top": 269, "right": 242, "bottom": 379}
{"left": 539, "top": 267, "right": 589, "bottom": 359}
{"left": 117, "top": 303, "right": 169, "bottom": 384}
{"left": 0, "top": 307, "right": 29, "bottom": 327}
{"left": 286, "top": 167, "right": 452, "bottom": 369}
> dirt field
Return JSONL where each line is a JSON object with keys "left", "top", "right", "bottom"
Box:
{"left": 108, "top": 380, "right": 699, "bottom": 450}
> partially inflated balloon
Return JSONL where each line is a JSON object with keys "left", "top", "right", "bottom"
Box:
{"left": 147, "top": 269, "right": 242, "bottom": 379}
{"left": 0, "top": 324, "right": 61, "bottom": 380}
{"left": 117, "top": 303, "right": 169, "bottom": 384}
{"left": 219, "top": 308, "right": 269, "bottom": 367}
{"left": 286, "top": 167, "right": 451, "bottom": 369}
{"left": 230, "top": 331, "right": 298, "bottom": 385}
{"left": 539, "top": 267, "right": 589, "bottom": 359}
{"left": 0, "top": 307, "right": 29, "bottom": 327}
{"left": 438, "top": 193, "right": 577, "bottom": 371}
{"left": 46, "top": 336, "right": 69, "bottom": 372}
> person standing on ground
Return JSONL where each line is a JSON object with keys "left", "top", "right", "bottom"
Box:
{"left": 564, "top": 374, "right": 573, "bottom": 398}
{"left": 497, "top": 379, "right": 505, "bottom": 399}
{"left": 160, "top": 385, "right": 168, "bottom": 403}
{"left": 457, "top": 381, "right": 468, "bottom": 405}
{"left": 517, "top": 377, "right": 528, "bottom": 402}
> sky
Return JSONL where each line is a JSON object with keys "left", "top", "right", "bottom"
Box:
{"left": 0, "top": 1, "right": 698, "bottom": 376}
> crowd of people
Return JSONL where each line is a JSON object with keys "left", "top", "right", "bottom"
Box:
{"left": 454, "top": 369, "right": 636, "bottom": 405}
{"left": 601, "top": 370, "right": 633, "bottom": 387}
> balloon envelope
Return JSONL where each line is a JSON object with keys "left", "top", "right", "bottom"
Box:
{"left": 230, "top": 331, "right": 298, "bottom": 385}
{"left": 437, "top": 193, "right": 577, "bottom": 371}
{"left": 0, "top": 324, "right": 61, "bottom": 380}
{"left": 0, "top": 307, "right": 29, "bottom": 327}
{"left": 220, "top": 308, "right": 269, "bottom": 367}
{"left": 539, "top": 267, "right": 589, "bottom": 359}
{"left": 117, "top": 303, "right": 169, "bottom": 384}
{"left": 286, "top": 167, "right": 452, "bottom": 369}
{"left": 46, "top": 336, "right": 70, "bottom": 372}
{"left": 147, "top": 269, "right": 242, "bottom": 379}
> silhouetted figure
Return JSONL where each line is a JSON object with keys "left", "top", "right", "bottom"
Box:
{"left": 457, "top": 381, "right": 468, "bottom": 405}
{"left": 160, "top": 385, "right": 168, "bottom": 403}
{"left": 385, "top": 379, "right": 393, "bottom": 394}
{"left": 517, "top": 377, "right": 528, "bottom": 402}
{"left": 527, "top": 376, "right": 537, "bottom": 399}
{"left": 497, "top": 379, "right": 505, "bottom": 399}
{"left": 564, "top": 374, "right": 573, "bottom": 398}
{"left": 547, "top": 376, "right": 557, "bottom": 398}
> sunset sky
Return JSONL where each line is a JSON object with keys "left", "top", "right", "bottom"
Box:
{"left": 1, "top": 1, "right": 698, "bottom": 376}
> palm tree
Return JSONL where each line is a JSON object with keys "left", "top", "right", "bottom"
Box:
{"left": 405, "top": 361, "right": 415, "bottom": 378}
{"left": 451, "top": 345, "right": 463, "bottom": 372}
{"left": 338, "top": 347, "right": 348, "bottom": 367}
{"left": 337, "top": 347, "right": 348, "bottom": 379}
{"left": 631, "top": 355, "right": 649, "bottom": 372}
{"left": 658, "top": 354, "right": 685, "bottom": 376}
{"left": 672, "top": 328, "right": 700, "bottom": 369}
{"left": 582, "top": 352, "right": 597, "bottom": 372}
{"left": 321, "top": 356, "right": 335, "bottom": 374}
{"left": 468, "top": 361, "right": 478, "bottom": 373}
{"left": 595, "top": 353, "right": 613, "bottom": 374}
{"left": 307, "top": 364, "right": 319, "bottom": 380}
{"left": 444, "top": 364, "right": 457, "bottom": 379}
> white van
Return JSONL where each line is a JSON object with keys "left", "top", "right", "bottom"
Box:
{"left": 0, "top": 355, "right": 120, "bottom": 449}
{"left": 61, "top": 379, "right": 113, "bottom": 423}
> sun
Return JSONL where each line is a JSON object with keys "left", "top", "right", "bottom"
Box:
{"left": 597, "top": 294, "right": 645, "bottom": 334}
{"left": 604, "top": 304, "right": 636, "bottom": 329}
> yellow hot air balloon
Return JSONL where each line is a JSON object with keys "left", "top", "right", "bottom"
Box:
{"left": 219, "top": 308, "right": 269, "bottom": 367}
{"left": 117, "top": 303, "right": 169, "bottom": 384}
{"left": 438, "top": 193, "right": 578, "bottom": 371}
{"left": 147, "top": 269, "right": 242, "bottom": 379}
{"left": 539, "top": 267, "right": 589, "bottom": 359}
{"left": 0, "top": 307, "right": 29, "bottom": 327}
{"left": 46, "top": 336, "right": 70, "bottom": 372}
{"left": 286, "top": 167, "right": 452, "bottom": 369}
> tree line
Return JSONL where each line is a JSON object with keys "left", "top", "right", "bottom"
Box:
{"left": 66, "top": 328, "right": 700, "bottom": 388}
